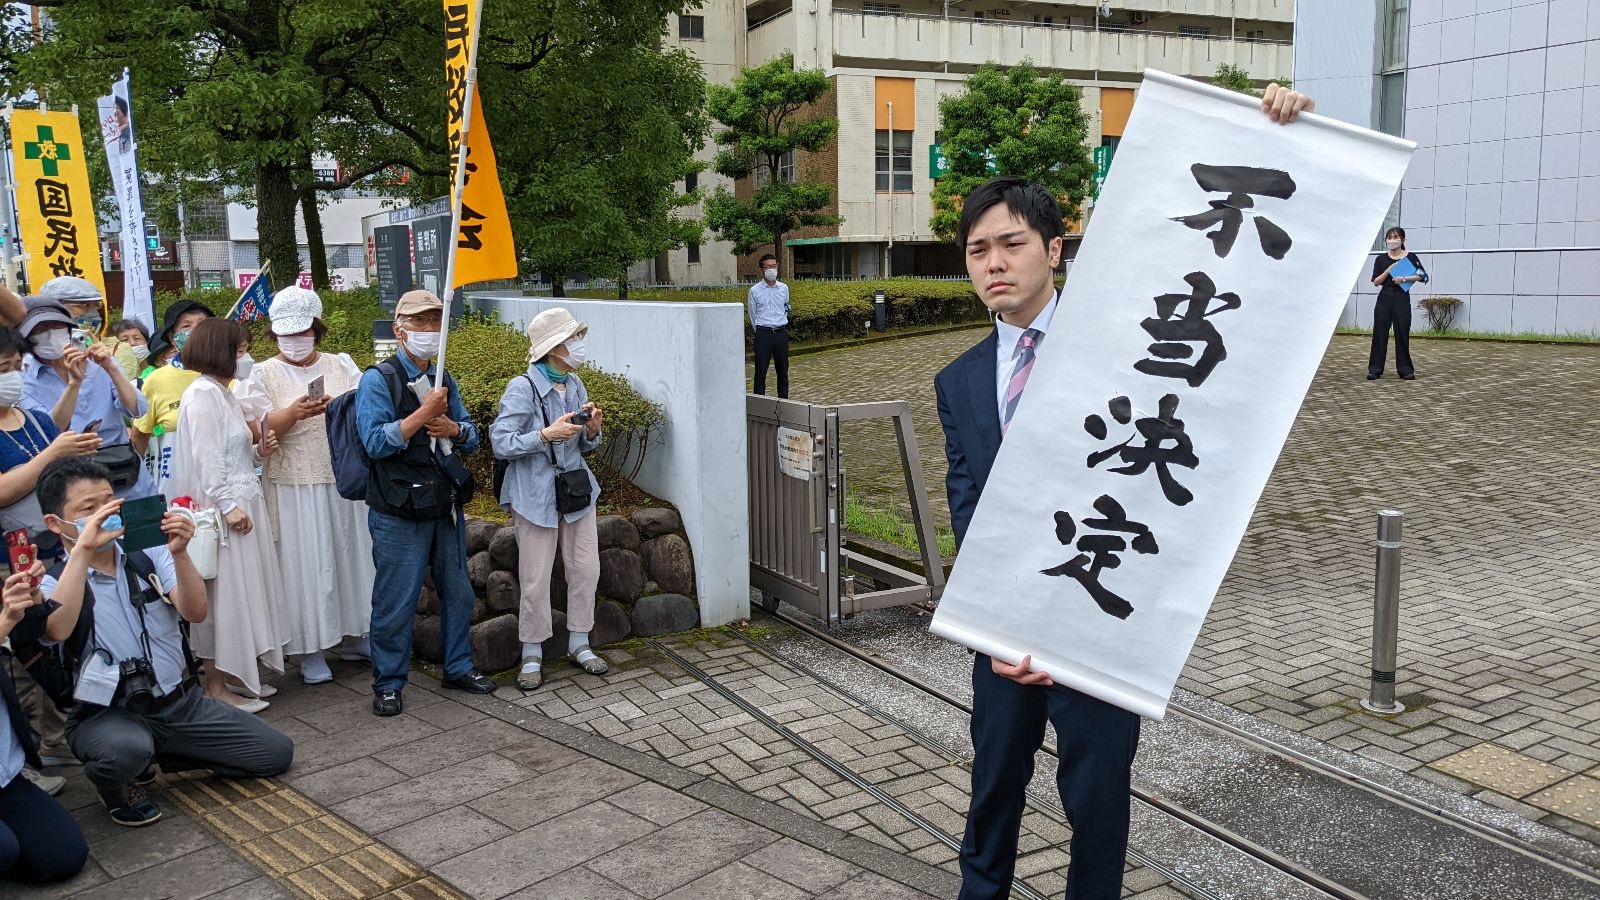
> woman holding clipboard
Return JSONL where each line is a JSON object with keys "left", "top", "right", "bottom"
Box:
{"left": 1369, "top": 226, "right": 1428, "bottom": 380}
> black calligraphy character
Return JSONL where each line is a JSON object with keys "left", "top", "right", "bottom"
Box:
{"left": 1170, "top": 164, "right": 1296, "bottom": 259}
{"left": 443, "top": 3, "right": 470, "bottom": 59}
{"left": 1085, "top": 394, "right": 1198, "bottom": 506}
{"left": 1134, "top": 271, "right": 1240, "bottom": 388}
{"left": 48, "top": 255, "right": 84, "bottom": 278}
{"left": 457, "top": 203, "right": 487, "bottom": 251}
{"left": 35, "top": 179, "right": 71, "bottom": 218}
{"left": 445, "top": 64, "right": 468, "bottom": 128}
{"left": 1040, "top": 495, "right": 1158, "bottom": 620}
{"left": 42, "top": 218, "right": 79, "bottom": 258}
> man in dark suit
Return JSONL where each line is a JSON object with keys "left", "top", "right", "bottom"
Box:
{"left": 935, "top": 87, "right": 1315, "bottom": 900}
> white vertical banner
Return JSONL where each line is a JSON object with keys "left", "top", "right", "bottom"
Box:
{"left": 929, "top": 70, "right": 1414, "bottom": 721}
{"left": 97, "top": 69, "right": 154, "bottom": 331}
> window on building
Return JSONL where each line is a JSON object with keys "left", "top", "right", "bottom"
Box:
{"left": 863, "top": 2, "right": 902, "bottom": 15}
{"left": 1032, "top": 15, "right": 1054, "bottom": 25}
{"left": 1178, "top": 25, "right": 1213, "bottom": 37}
{"left": 185, "top": 199, "right": 229, "bottom": 242}
{"left": 1378, "top": 72, "right": 1405, "bottom": 137}
{"left": 875, "top": 130, "right": 914, "bottom": 193}
{"left": 678, "top": 14, "right": 705, "bottom": 40}
{"left": 685, "top": 171, "right": 698, "bottom": 193}
{"left": 756, "top": 150, "right": 796, "bottom": 189}
{"left": 1383, "top": 0, "right": 1408, "bottom": 71}
{"left": 687, "top": 242, "right": 701, "bottom": 264}
{"left": 1245, "top": 29, "right": 1267, "bottom": 41}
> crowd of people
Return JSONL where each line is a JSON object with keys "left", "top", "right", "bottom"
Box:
{"left": 0, "top": 279, "right": 609, "bottom": 884}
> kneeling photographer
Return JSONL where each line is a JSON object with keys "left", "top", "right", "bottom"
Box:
{"left": 14, "top": 458, "right": 292, "bottom": 826}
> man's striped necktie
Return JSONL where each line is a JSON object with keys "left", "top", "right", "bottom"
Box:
{"left": 1001, "top": 328, "right": 1043, "bottom": 434}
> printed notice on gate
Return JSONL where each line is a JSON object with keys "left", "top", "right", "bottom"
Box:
{"left": 776, "top": 427, "right": 813, "bottom": 481}
{"left": 929, "top": 71, "right": 1414, "bottom": 721}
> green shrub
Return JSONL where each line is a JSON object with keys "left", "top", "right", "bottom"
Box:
{"left": 572, "top": 277, "right": 989, "bottom": 343}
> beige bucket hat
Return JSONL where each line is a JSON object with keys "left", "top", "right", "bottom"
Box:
{"left": 525, "top": 307, "right": 588, "bottom": 363}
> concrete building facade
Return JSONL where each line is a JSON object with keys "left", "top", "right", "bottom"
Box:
{"left": 1298, "top": 0, "right": 1600, "bottom": 336}
{"left": 665, "top": 1, "right": 1296, "bottom": 283}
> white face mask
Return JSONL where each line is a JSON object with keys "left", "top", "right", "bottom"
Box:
{"left": 405, "top": 329, "right": 441, "bottom": 360}
{"left": 234, "top": 354, "right": 255, "bottom": 381}
{"left": 0, "top": 371, "right": 22, "bottom": 408}
{"left": 559, "top": 336, "right": 588, "bottom": 368}
{"left": 763, "top": 268, "right": 778, "bottom": 282}
{"left": 279, "top": 335, "right": 316, "bottom": 362}
{"left": 1386, "top": 239, "right": 1402, "bottom": 250}
{"left": 131, "top": 344, "right": 150, "bottom": 363}
{"left": 31, "top": 329, "right": 69, "bottom": 361}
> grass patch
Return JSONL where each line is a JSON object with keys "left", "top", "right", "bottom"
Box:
{"left": 845, "top": 498, "right": 956, "bottom": 559}
{"left": 1337, "top": 327, "right": 1598, "bottom": 344}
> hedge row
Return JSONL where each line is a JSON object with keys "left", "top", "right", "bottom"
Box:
{"left": 149, "top": 287, "right": 664, "bottom": 499}
{"left": 572, "top": 278, "right": 991, "bottom": 343}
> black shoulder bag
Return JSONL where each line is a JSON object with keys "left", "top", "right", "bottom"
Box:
{"left": 538, "top": 388, "right": 593, "bottom": 516}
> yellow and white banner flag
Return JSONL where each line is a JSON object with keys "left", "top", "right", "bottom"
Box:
{"left": 443, "top": 0, "right": 516, "bottom": 288}
{"left": 10, "top": 109, "right": 106, "bottom": 295}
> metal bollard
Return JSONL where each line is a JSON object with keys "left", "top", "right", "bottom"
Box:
{"left": 1360, "top": 510, "right": 1405, "bottom": 714}
{"left": 873, "top": 288, "right": 887, "bottom": 332}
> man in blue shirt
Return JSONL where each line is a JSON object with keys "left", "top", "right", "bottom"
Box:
{"left": 746, "top": 252, "right": 791, "bottom": 399}
{"left": 353, "top": 289, "right": 496, "bottom": 717}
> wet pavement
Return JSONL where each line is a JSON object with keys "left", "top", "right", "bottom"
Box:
{"left": 757, "top": 331, "right": 1600, "bottom": 845}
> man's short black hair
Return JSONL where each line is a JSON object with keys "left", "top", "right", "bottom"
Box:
{"left": 956, "top": 176, "right": 1065, "bottom": 250}
{"left": 758, "top": 253, "right": 778, "bottom": 267}
{"left": 38, "top": 458, "right": 114, "bottom": 519}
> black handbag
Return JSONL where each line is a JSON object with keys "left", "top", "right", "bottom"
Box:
{"left": 536, "top": 388, "right": 593, "bottom": 516}
{"left": 94, "top": 442, "right": 145, "bottom": 490}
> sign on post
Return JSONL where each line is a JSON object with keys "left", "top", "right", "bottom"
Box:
{"left": 929, "top": 70, "right": 1414, "bottom": 721}
{"left": 1093, "top": 144, "right": 1114, "bottom": 198}
{"left": 776, "top": 427, "right": 813, "bottom": 481}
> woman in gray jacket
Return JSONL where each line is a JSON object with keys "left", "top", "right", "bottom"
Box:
{"left": 490, "top": 308, "right": 608, "bottom": 690}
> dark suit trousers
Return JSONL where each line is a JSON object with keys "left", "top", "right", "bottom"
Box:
{"left": 960, "top": 654, "right": 1141, "bottom": 900}
{"left": 1369, "top": 291, "right": 1414, "bottom": 377}
{"left": 753, "top": 326, "right": 789, "bottom": 399}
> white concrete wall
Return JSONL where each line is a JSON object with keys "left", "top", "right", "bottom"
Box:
{"left": 1292, "top": 0, "right": 1379, "bottom": 130}
{"left": 463, "top": 292, "right": 751, "bottom": 627}
{"left": 1343, "top": 247, "right": 1600, "bottom": 335}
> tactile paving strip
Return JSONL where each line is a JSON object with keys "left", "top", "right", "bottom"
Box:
{"left": 158, "top": 772, "right": 467, "bottom": 899}
{"left": 1527, "top": 775, "right": 1600, "bottom": 830}
{"left": 1429, "top": 742, "right": 1572, "bottom": 799}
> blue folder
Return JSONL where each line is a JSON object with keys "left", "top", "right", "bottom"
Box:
{"left": 1388, "top": 256, "right": 1419, "bottom": 292}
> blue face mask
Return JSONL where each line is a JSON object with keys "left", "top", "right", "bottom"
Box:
{"left": 66, "top": 514, "right": 123, "bottom": 544}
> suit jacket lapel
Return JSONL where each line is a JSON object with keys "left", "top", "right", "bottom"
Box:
{"left": 967, "top": 330, "right": 1002, "bottom": 463}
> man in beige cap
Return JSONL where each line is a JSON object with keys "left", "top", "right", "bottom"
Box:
{"left": 353, "top": 289, "right": 496, "bottom": 716}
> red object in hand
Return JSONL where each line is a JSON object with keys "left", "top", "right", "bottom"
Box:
{"left": 172, "top": 496, "right": 194, "bottom": 510}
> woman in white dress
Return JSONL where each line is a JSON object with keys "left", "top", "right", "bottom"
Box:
{"left": 173, "top": 317, "right": 286, "bottom": 712}
{"left": 236, "top": 287, "right": 374, "bottom": 685}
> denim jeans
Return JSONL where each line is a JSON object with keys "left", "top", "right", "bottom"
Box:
{"left": 367, "top": 509, "right": 476, "bottom": 693}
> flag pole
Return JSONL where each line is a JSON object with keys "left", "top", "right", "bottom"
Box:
{"left": 433, "top": 0, "right": 486, "bottom": 391}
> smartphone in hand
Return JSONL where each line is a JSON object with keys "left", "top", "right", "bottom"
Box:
{"left": 119, "top": 495, "right": 170, "bottom": 553}
{"left": 307, "top": 375, "right": 326, "bottom": 400}
{"left": 5, "top": 528, "right": 38, "bottom": 588}
{"left": 84, "top": 418, "right": 103, "bottom": 433}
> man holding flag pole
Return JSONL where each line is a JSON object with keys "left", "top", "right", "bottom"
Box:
{"left": 351, "top": 0, "right": 515, "bottom": 717}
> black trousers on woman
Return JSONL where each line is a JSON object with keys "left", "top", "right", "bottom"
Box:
{"left": 0, "top": 774, "right": 88, "bottom": 883}
{"left": 1369, "top": 291, "right": 1415, "bottom": 378}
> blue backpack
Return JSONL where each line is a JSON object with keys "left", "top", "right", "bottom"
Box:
{"left": 326, "top": 360, "right": 408, "bottom": 502}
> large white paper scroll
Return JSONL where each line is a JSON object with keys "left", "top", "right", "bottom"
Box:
{"left": 929, "top": 70, "right": 1414, "bottom": 721}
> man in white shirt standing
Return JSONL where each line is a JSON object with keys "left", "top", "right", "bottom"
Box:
{"left": 747, "top": 252, "right": 791, "bottom": 399}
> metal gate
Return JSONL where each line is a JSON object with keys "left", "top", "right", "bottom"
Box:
{"left": 746, "top": 396, "right": 945, "bottom": 625}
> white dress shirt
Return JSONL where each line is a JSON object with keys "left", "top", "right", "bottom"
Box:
{"left": 993, "top": 289, "right": 1060, "bottom": 424}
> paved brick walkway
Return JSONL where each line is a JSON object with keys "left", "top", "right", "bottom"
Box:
{"left": 14, "top": 658, "right": 959, "bottom": 900}
{"left": 768, "top": 332, "right": 1600, "bottom": 843}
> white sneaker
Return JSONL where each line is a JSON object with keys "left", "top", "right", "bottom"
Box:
{"left": 37, "top": 746, "right": 80, "bottom": 768}
{"left": 21, "top": 767, "right": 65, "bottom": 796}
{"left": 300, "top": 652, "right": 334, "bottom": 685}
{"left": 232, "top": 697, "right": 270, "bottom": 715}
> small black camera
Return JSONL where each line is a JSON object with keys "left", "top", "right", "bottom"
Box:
{"left": 118, "top": 657, "right": 158, "bottom": 714}
{"left": 571, "top": 409, "right": 592, "bottom": 426}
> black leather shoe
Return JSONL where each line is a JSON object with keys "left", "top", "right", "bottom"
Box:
{"left": 373, "top": 689, "right": 403, "bottom": 717}
{"left": 1400, "top": 373, "right": 1416, "bottom": 380}
{"left": 1366, "top": 373, "right": 1380, "bottom": 380}
{"left": 102, "top": 785, "right": 162, "bottom": 827}
{"left": 440, "top": 671, "right": 497, "bottom": 694}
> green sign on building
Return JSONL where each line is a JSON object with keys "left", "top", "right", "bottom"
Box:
{"left": 1093, "top": 144, "right": 1114, "bottom": 198}
{"left": 930, "top": 144, "right": 950, "bottom": 179}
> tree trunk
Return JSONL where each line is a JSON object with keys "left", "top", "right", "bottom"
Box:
{"left": 256, "top": 160, "right": 300, "bottom": 295}
{"left": 618, "top": 270, "right": 629, "bottom": 301}
{"left": 552, "top": 275, "right": 566, "bottom": 298}
{"left": 300, "top": 154, "right": 330, "bottom": 290}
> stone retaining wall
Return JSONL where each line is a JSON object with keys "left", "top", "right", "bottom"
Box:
{"left": 411, "top": 508, "right": 701, "bottom": 673}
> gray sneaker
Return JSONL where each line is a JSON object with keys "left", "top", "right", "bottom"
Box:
{"left": 21, "top": 767, "right": 66, "bottom": 797}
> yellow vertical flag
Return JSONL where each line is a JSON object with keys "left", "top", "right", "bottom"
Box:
{"left": 443, "top": 0, "right": 517, "bottom": 288}
{"left": 10, "top": 109, "right": 107, "bottom": 295}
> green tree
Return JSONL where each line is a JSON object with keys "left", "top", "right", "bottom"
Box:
{"left": 1212, "top": 63, "right": 1291, "bottom": 97}
{"left": 704, "top": 52, "right": 839, "bottom": 267}
{"left": 930, "top": 61, "right": 1092, "bottom": 243}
